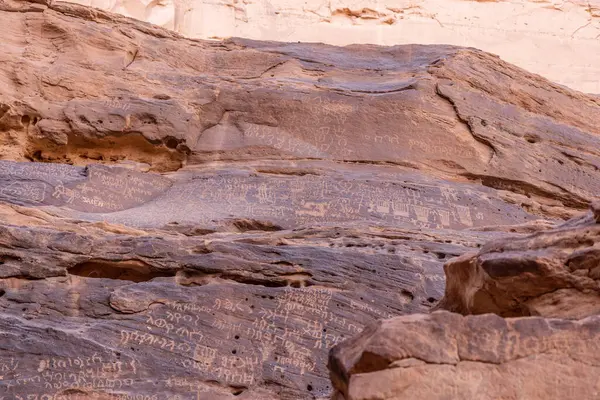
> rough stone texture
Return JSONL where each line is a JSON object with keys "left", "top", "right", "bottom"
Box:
{"left": 1, "top": 0, "right": 600, "bottom": 399}
{"left": 3, "top": 1, "right": 600, "bottom": 220}
{"left": 328, "top": 311, "right": 600, "bottom": 400}
{"left": 327, "top": 203, "right": 600, "bottom": 400}
{"left": 438, "top": 202, "right": 600, "bottom": 320}
{"left": 64, "top": 0, "right": 600, "bottom": 94}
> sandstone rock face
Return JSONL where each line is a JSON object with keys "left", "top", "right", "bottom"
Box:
{"left": 3, "top": 1, "right": 600, "bottom": 219}
{"left": 439, "top": 202, "right": 600, "bottom": 319}
{"left": 1, "top": 0, "right": 600, "bottom": 399}
{"left": 329, "top": 311, "right": 600, "bottom": 400}
{"left": 64, "top": 0, "right": 600, "bottom": 94}
{"left": 328, "top": 205, "right": 600, "bottom": 400}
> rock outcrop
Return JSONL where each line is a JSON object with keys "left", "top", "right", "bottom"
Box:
{"left": 1, "top": 0, "right": 600, "bottom": 399}
{"left": 3, "top": 1, "right": 600, "bottom": 219}
{"left": 329, "top": 311, "right": 600, "bottom": 400}
{"left": 64, "top": 0, "right": 600, "bottom": 94}
{"left": 439, "top": 202, "right": 600, "bottom": 319}
{"left": 328, "top": 184, "right": 600, "bottom": 400}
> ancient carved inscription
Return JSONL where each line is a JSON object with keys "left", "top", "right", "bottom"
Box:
{"left": 0, "top": 161, "right": 81, "bottom": 182}
{"left": 0, "top": 162, "right": 173, "bottom": 213}
{"left": 0, "top": 181, "right": 47, "bottom": 203}
{"left": 1, "top": 352, "right": 138, "bottom": 398}
{"left": 183, "top": 174, "right": 529, "bottom": 230}
{"left": 1, "top": 280, "right": 398, "bottom": 399}
{"left": 51, "top": 165, "right": 172, "bottom": 213}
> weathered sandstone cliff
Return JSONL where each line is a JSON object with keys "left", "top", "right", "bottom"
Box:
{"left": 64, "top": 0, "right": 600, "bottom": 94}
{"left": 329, "top": 203, "right": 600, "bottom": 400}
{"left": 1, "top": 0, "right": 599, "bottom": 399}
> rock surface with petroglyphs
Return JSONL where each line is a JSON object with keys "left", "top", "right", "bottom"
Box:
{"left": 438, "top": 201, "right": 600, "bottom": 320}
{"left": 329, "top": 202, "right": 600, "bottom": 400}
{"left": 1, "top": 0, "right": 600, "bottom": 399}
{"left": 328, "top": 311, "right": 600, "bottom": 400}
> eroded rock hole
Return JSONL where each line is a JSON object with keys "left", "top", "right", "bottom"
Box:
{"left": 68, "top": 259, "right": 175, "bottom": 282}
{"left": 231, "top": 219, "right": 283, "bottom": 232}
{"left": 0, "top": 255, "right": 22, "bottom": 265}
{"left": 165, "top": 137, "right": 179, "bottom": 149}
{"left": 140, "top": 113, "right": 158, "bottom": 125}
{"left": 401, "top": 289, "right": 414, "bottom": 301}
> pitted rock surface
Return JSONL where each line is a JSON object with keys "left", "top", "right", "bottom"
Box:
{"left": 2, "top": 1, "right": 600, "bottom": 221}
{"left": 1, "top": 1, "right": 599, "bottom": 399}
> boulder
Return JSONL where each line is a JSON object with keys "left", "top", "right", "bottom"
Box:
{"left": 439, "top": 202, "right": 600, "bottom": 319}
{"left": 329, "top": 311, "right": 600, "bottom": 400}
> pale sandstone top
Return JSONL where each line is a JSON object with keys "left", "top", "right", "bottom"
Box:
{"left": 67, "top": 0, "right": 600, "bottom": 94}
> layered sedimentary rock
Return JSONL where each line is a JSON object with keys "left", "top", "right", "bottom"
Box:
{"left": 64, "top": 0, "right": 600, "bottom": 94}
{"left": 329, "top": 203, "right": 600, "bottom": 400}
{"left": 4, "top": 1, "right": 600, "bottom": 218}
{"left": 329, "top": 311, "right": 600, "bottom": 400}
{"left": 439, "top": 201, "right": 600, "bottom": 319}
{"left": 1, "top": 0, "right": 600, "bottom": 399}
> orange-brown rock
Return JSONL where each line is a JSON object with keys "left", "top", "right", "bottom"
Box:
{"left": 1, "top": 0, "right": 600, "bottom": 399}
{"left": 439, "top": 202, "right": 600, "bottom": 319}
{"left": 2, "top": 0, "right": 600, "bottom": 221}
{"left": 65, "top": 0, "right": 600, "bottom": 95}
{"left": 329, "top": 311, "right": 600, "bottom": 400}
